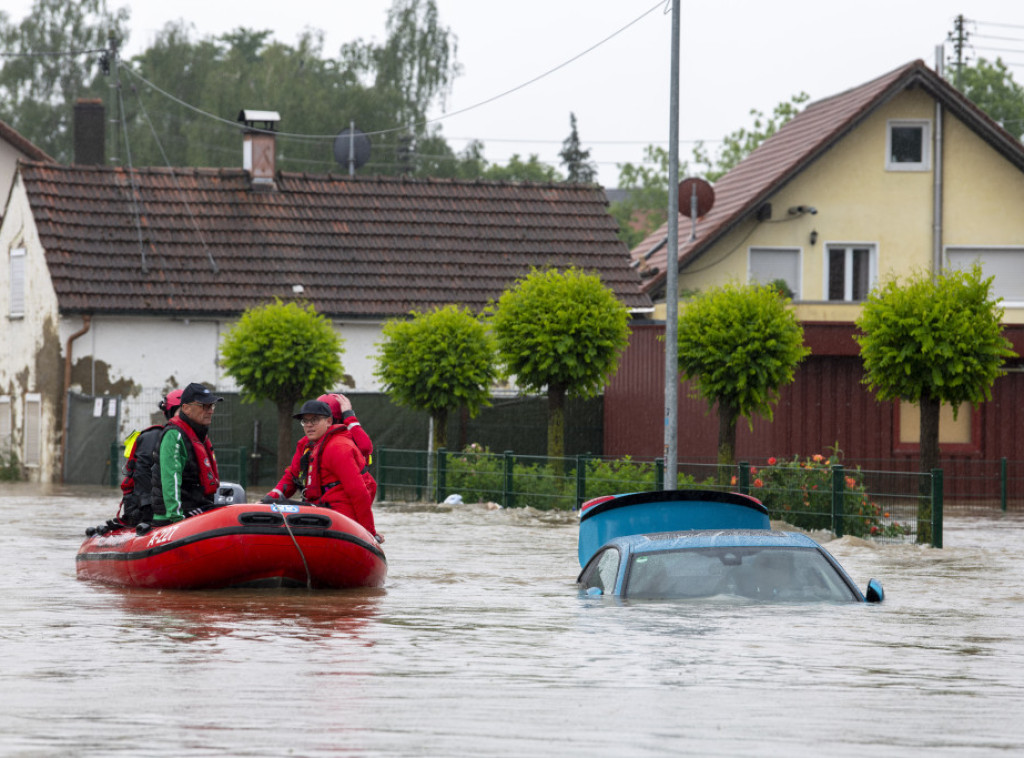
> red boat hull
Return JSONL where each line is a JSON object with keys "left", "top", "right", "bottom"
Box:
{"left": 76, "top": 503, "right": 387, "bottom": 590}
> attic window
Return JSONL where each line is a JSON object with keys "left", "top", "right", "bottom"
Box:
{"left": 886, "top": 120, "right": 931, "bottom": 171}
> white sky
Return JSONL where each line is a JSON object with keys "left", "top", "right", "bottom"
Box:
{"left": 6, "top": 1, "right": 1024, "bottom": 186}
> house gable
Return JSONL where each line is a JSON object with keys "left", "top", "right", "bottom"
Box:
{"left": 632, "top": 59, "right": 1024, "bottom": 317}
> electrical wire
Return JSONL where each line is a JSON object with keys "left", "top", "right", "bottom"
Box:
{"left": 117, "top": 0, "right": 667, "bottom": 145}
{"left": 115, "top": 75, "right": 148, "bottom": 274}
{"left": 127, "top": 73, "right": 219, "bottom": 274}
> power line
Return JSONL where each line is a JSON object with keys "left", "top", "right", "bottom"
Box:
{"left": 0, "top": 47, "right": 106, "bottom": 58}
{"left": 118, "top": 0, "right": 667, "bottom": 145}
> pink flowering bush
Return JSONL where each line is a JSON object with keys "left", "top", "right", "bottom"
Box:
{"left": 751, "top": 451, "right": 909, "bottom": 538}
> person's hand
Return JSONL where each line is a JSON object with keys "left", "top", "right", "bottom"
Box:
{"left": 185, "top": 508, "right": 204, "bottom": 518}
{"left": 260, "top": 489, "right": 283, "bottom": 503}
{"left": 374, "top": 533, "right": 385, "bottom": 544}
{"left": 332, "top": 393, "right": 353, "bottom": 412}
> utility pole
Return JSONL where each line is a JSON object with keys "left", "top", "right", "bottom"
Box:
{"left": 664, "top": 0, "right": 680, "bottom": 489}
{"left": 947, "top": 14, "right": 969, "bottom": 89}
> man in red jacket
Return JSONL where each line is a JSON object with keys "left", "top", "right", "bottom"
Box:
{"left": 265, "top": 400, "right": 377, "bottom": 538}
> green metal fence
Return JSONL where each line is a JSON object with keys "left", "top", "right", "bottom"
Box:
{"left": 377, "top": 448, "right": 946, "bottom": 547}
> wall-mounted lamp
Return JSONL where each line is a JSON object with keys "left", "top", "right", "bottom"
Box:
{"left": 787, "top": 205, "right": 818, "bottom": 216}
{"left": 809, "top": 230, "right": 818, "bottom": 245}
{"left": 292, "top": 284, "right": 305, "bottom": 294}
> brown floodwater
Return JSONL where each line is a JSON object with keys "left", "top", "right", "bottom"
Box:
{"left": 2, "top": 482, "right": 1023, "bottom": 756}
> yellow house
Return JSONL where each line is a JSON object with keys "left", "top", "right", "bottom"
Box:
{"left": 608, "top": 60, "right": 1024, "bottom": 477}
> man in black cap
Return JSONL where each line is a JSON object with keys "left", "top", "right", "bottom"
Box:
{"left": 151, "top": 382, "right": 224, "bottom": 524}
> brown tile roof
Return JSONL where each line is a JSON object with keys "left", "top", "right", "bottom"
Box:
{"left": 0, "top": 119, "right": 55, "bottom": 163}
{"left": 632, "top": 59, "right": 1024, "bottom": 297}
{"left": 18, "top": 163, "right": 651, "bottom": 317}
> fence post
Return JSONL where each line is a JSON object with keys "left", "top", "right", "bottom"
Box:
{"left": 1001, "top": 457, "right": 1008, "bottom": 512}
{"left": 377, "top": 448, "right": 387, "bottom": 502}
{"left": 416, "top": 450, "right": 425, "bottom": 501}
{"left": 738, "top": 461, "right": 749, "bottom": 494}
{"left": 931, "top": 468, "right": 943, "bottom": 549}
{"left": 503, "top": 450, "right": 515, "bottom": 509}
{"left": 575, "top": 454, "right": 588, "bottom": 509}
{"left": 655, "top": 458, "right": 664, "bottom": 492}
{"left": 109, "top": 443, "right": 119, "bottom": 487}
{"left": 238, "top": 446, "right": 248, "bottom": 490}
{"left": 435, "top": 448, "right": 447, "bottom": 503}
{"left": 831, "top": 464, "right": 845, "bottom": 538}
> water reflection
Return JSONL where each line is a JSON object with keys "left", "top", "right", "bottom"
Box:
{"left": 105, "top": 587, "right": 383, "bottom": 645}
{"left": 2, "top": 485, "right": 1023, "bottom": 756}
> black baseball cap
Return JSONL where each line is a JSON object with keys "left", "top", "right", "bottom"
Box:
{"left": 181, "top": 382, "right": 224, "bottom": 405}
{"left": 293, "top": 400, "right": 332, "bottom": 419}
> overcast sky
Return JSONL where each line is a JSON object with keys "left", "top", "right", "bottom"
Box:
{"left": 6, "top": 1, "right": 1024, "bottom": 185}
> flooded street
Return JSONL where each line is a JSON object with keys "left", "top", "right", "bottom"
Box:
{"left": 2, "top": 483, "right": 1023, "bottom": 756}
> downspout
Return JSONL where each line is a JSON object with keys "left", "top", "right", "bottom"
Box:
{"left": 61, "top": 314, "right": 91, "bottom": 482}
{"left": 933, "top": 50, "right": 945, "bottom": 279}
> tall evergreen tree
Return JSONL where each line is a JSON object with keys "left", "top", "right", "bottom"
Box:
{"left": 559, "top": 112, "right": 597, "bottom": 183}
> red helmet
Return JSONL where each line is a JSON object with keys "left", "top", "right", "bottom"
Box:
{"left": 159, "top": 389, "right": 184, "bottom": 419}
{"left": 317, "top": 393, "right": 342, "bottom": 423}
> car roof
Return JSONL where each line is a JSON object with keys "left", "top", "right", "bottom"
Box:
{"left": 604, "top": 529, "right": 821, "bottom": 555}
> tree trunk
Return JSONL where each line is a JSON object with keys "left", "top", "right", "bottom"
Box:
{"left": 276, "top": 397, "right": 296, "bottom": 476}
{"left": 547, "top": 383, "right": 566, "bottom": 475}
{"left": 717, "top": 399, "right": 737, "bottom": 485}
{"left": 432, "top": 407, "right": 448, "bottom": 452}
{"left": 917, "top": 394, "right": 941, "bottom": 544}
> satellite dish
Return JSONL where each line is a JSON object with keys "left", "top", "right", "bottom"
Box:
{"left": 334, "top": 127, "right": 371, "bottom": 172}
{"left": 678, "top": 177, "right": 715, "bottom": 218}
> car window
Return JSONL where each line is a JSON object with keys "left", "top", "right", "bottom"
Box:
{"left": 579, "top": 547, "right": 620, "bottom": 594}
{"left": 624, "top": 546, "right": 858, "bottom": 602}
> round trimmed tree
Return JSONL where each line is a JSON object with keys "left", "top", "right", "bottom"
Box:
{"left": 856, "top": 264, "right": 1016, "bottom": 542}
{"left": 490, "top": 267, "right": 631, "bottom": 464}
{"left": 375, "top": 304, "right": 498, "bottom": 451}
{"left": 677, "top": 282, "right": 809, "bottom": 471}
{"left": 220, "top": 299, "right": 345, "bottom": 473}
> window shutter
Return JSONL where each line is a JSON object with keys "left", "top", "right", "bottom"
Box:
{"left": 24, "top": 393, "right": 41, "bottom": 467}
{"left": 0, "top": 396, "right": 11, "bottom": 457}
{"left": 10, "top": 248, "right": 26, "bottom": 317}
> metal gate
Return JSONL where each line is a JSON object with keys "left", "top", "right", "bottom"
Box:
{"left": 64, "top": 392, "right": 121, "bottom": 485}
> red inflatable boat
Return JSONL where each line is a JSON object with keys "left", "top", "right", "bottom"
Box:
{"left": 76, "top": 502, "right": 387, "bottom": 590}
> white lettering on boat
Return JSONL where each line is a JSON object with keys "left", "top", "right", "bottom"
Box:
{"left": 147, "top": 523, "right": 182, "bottom": 548}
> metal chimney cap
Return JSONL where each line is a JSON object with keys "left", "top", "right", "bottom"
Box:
{"left": 237, "top": 110, "right": 281, "bottom": 129}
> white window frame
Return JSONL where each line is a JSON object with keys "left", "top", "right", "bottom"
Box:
{"left": 886, "top": 119, "right": 931, "bottom": 172}
{"left": 749, "top": 247, "right": 801, "bottom": 300}
{"left": 824, "top": 243, "right": 877, "bottom": 302}
{"left": 24, "top": 393, "right": 41, "bottom": 467}
{"left": 9, "top": 247, "right": 26, "bottom": 318}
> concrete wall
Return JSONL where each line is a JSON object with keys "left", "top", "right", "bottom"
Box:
{"left": 0, "top": 176, "right": 63, "bottom": 482}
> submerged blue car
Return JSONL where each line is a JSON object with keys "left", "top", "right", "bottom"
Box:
{"left": 577, "top": 490, "right": 883, "bottom": 603}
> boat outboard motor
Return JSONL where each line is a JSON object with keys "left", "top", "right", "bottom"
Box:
{"left": 215, "top": 482, "right": 246, "bottom": 506}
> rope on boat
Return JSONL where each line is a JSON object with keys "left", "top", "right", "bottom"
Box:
{"left": 282, "top": 516, "right": 312, "bottom": 590}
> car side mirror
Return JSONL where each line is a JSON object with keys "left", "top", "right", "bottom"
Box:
{"left": 585, "top": 587, "right": 603, "bottom": 597}
{"left": 865, "top": 578, "right": 884, "bottom": 603}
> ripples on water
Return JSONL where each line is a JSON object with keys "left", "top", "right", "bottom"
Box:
{"left": 1, "top": 482, "right": 1022, "bottom": 756}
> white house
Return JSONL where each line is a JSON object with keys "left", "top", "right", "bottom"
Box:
{"left": 1, "top": 112, "right": 650, "bottom": 482}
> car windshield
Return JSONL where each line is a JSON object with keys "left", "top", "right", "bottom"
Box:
{"left": 624, "top": 546, "right": 858, "bottom": 602}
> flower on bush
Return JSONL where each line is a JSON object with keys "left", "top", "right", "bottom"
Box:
{"left": 752, "top": 451, "right": 908, "bottom": 539}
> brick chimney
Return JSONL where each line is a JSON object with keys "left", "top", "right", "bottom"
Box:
{"left": 74, "top": 98, "right": 105, "bottom": 165}
{"left": 238, "top": 109, "right": 280, "bottom": 190}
